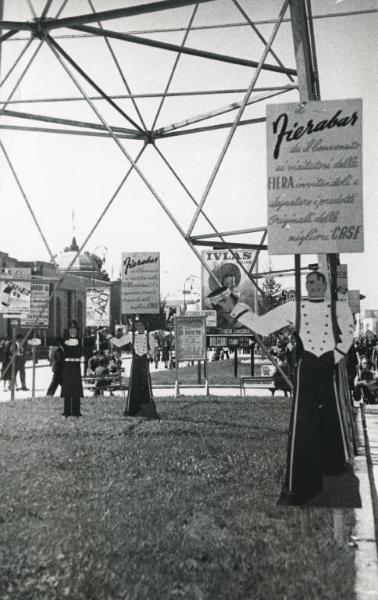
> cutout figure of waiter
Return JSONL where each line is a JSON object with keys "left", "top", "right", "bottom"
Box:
{"left": 208, "top": 271, "right": 356, "bottom": 506}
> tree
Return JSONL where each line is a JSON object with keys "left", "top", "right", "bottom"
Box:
{"left": 84, "top": 251, "right": 110, "bottom": 282}
{"left": 258, "top": 275, "right": 283, "bottom": 315}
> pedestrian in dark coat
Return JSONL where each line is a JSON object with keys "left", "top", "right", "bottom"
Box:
{"left": 61, "top": 320, "right": 83, "bottom": 417}
{"left": 1, "top": 340, "right": 12, "bottom": 390}
{"left": 46, "top": 338, "right": 64, "bottom": 397}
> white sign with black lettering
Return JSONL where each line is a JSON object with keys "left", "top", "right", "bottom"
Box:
{"left": 267, "top": 99, "right": 363, "bottom": 254}
{"left": 121, "top": 252, "right": 160, "bottom": 315}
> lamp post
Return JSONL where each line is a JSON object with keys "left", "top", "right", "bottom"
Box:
{"left": 90, "top": 246, "right": 108, "bottom": 349}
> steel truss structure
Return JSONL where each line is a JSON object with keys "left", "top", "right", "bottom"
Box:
{"left": 0, "top": 0, "right": 370, "bottom": 335}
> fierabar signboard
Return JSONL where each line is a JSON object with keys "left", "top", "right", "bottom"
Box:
{"left": 0, "top": 268, "right": 31, "bottom": 316}
{"left": 267, "top": 99, "right": 363, "bottom": 255}
{"left": 201, "top": 249, "right": 257, "bottom": 330}
{"left": 86, "top": 287, "right": 110, "bottom": 327}
{"left": 21, "top": 283, "right": 50, "bottom": 327}
{"left": 175, "top": 315, "right": 206, "bottom": 361}
{"left": 121, "top": 252, "right": 160, "bottom": 315}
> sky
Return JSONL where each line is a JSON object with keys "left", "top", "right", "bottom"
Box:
{"left": 0, "top": 0, "right": 377, "bottom": 308}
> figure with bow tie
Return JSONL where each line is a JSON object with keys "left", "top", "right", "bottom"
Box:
{"left": 106, "top": 318, "right": 159, "bottom": 419}
{"left": 208, "top": 271, "right": 357, "bottom": 506}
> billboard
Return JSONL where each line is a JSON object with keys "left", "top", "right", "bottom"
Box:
{"left": 267, "top": 99, "right": 363, "bottom": 255}
{"left": 121, "top": 252, "right": 160, "bottom": 315}
{"left": 21, "top": 282, "right": 50, "bottom": 327}
{"left": 201, "top": 249, "right": 257, "bottom": 330}
{"left": 175, "top": 315, "right": 206, "bottom": 361}
{"left": 86, "top": 287, "right": 110, "bottom": 327}
{"left": 0, "top": 268, "right": 31, "bottom": 317}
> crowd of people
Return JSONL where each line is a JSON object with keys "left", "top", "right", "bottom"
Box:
{"left": 0, "top": 336, "right": 30, "bottom": 392}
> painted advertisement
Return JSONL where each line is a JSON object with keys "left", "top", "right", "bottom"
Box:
{"left": 201, "top": 249, "right": 257, "bottom": 330}
{"left": 0, "top": 268, "right": 31, "bottom": 317}
{"left": 21, "top": 282, "right": 50, "bottom": 327}
{"left": 175, "top": 315, "right": 206, "bottom": 361}
{"left": 121, "top": 252, "right": 160, "bottom": 315}
{"left": 86, "top": 287, "right": 110, "bottom": 327}
{"left": 266, "top": 99, "right": 363, "bottom": 254}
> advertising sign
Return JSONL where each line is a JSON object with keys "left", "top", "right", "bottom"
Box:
{"left": 21, "top": 282, "right": 50, "bottom": 327}
{"left": 195, "top": 310, "right": 217, "bottom": 328}
{"left": 175, "top": 315, "right": 206, "bottom": 361}
{"left": 336, "top": 264, "right": 348, "bottom": 299}
{"left": 201, "top": 249, "right": 257, "bottom": 330}
{"left": 348, "top": 290, "right": 361, "bottom": 315}
{"left": 121, "top": 252, "right": 160, "bottom": 315}
{"left": 267, "top": 99, "right": 363, "bottom": 254}
{"left": 0, "top": 268, "right": 31, "bottom": 317}
{"left": 86, "top": 287, "right": 110, "bottom": 327}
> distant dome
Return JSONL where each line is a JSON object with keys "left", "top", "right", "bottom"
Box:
{"left": 56, "top": 251, "right": 95, "bottom": 272}
{"left": 55, "top": 237, "right": 97, "bottom": 273}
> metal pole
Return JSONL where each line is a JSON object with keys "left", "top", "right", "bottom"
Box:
{"left": 10, "top": 319, "right": 17, "bottom": 401}
{"left": 31, "top": 346, "right": 36, "bottom": 399}
{"left": 250, "top": 341, "right": 255, "bottom": 376}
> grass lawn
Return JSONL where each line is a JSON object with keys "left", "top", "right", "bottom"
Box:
{"left": 150, "top": 358, "right": 262, "bottom": 386}
{"left": 0, "top": 395, "right": 355, "bottom": 600}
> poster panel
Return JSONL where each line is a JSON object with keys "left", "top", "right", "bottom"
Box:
{"left": 21, "top": 282, "right": 50, "bottom": 327}
{"left": 336, "top": 264, "right": 348, "bottom": 300}
{"left": 175, "top": 315, "right": 206, "bottom": 361}
{"left": 201, "top": 249, "right": 257, "bottom": 330}
{"left": 348, "top": 290, "right": 361, "bottom": 315}
{"left": 0, "top": 268, "right": 31, "bottom": 316}
{"left": 86, "top": 287, "right": 110, "bottom": 327}
{"left": 267, "top": 99, "right": 363, "bottom": 254}
{"left": 195, "top": 310, "right": 217, "bottom": 328}
{"left": 121, "top": 252, "right": 160, "bottom": 315}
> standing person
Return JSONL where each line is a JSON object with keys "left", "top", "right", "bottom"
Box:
{"left": 208, "top": 271, "right": 356, "bottom": 506}
{"left": 153, "top": 340, "right": 161, "bottom": 369}
{"left": 46, "top": 337, "right": 64, "bottom": 397}
{"left": 61, "top": 320, "right": 83, "bottom": 417}
{"left": 123, "top": 319, "right": 159, "bottom": 419}
{"left": 161, "top": 340, "right": 170, "bottom": 369}
{"left": 1, "top": 340, "right": 12, "bottom": 391}
{"left": 14, "top": 334, "right": 29, "bottom": 391}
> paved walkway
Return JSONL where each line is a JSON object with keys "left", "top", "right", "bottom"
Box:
{"left": 354, "top": 404, "right": 378, "bottom": 600}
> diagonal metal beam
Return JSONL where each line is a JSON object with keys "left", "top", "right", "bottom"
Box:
{"left": 190, "top": 240, "right": 267, "bottom": 251}
{"left": 0, "top": 29, "right": 20, "bottom": 43}
{"left": 87, "top": 0, "right": 148, "bottom": 133}
{"left": 153, "top": 144, "right": 265, "bottom": 295}
{"left": 0, "top": 107, "right": 140, "bottom": 136}
{"left": 47, "top": 35, "right": 145, "bottom": 134}
{"left": 233, "top": 0, "right": 294, "bottom": 82}
{"left": 151, "top": 2, "right": 199, "bottom": 132}
{"left": 153, "top": 86, "right": 295, "bottom": 137}
{"left": 69, "top": 23, "right": 297, "bottom": 76}
{"left": 156, "top": 117, "right": 266, "bottom": 138}
{"left": 187, "top": 0, "right": 290, "bottom": 238}
{"left": 1, "top": 0, "right": 70, "bottom": 110}
{"left": 42, "top": 0, "right": 218, "bottom": 31}
{"left": 41, "top": 0, "right": 54, "bottom": 19}
{"left": 0, "top": 86, "right": 296, "bottom": 104}
{"left": 0, "top": 37, "right": 33, "bottom": 89}
{"left": 0, "top": 123, "right": 139, "bottom": 138}
{"left": 191, "top": 227, "right": 267, "bottom": 240}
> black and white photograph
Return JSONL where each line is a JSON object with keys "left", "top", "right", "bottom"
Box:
{"left": 0, "top": 1, "right": 377, "bottom": 599}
